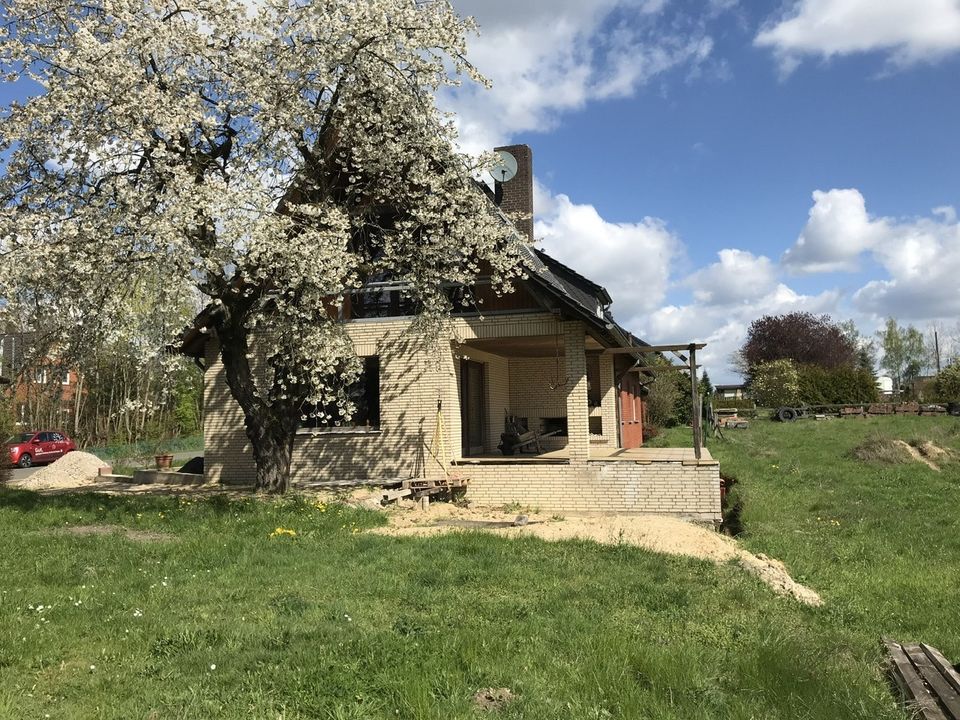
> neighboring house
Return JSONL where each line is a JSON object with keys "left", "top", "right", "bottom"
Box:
{"left": 714, "top": 384, "right": 748, "bottom": 401}
{"left": 1, "top": 332, "right": 81, "bottom": 428}
{"left": 179, "top": 145, "right": 720, "bottom": 519}
{"left": 876, "top": 376, "right": 894, "bottom": 397}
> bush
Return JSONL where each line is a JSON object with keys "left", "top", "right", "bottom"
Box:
{"left": 751, "top": 360, "right": 801, "bottom": 408}
{"left": 713, "top": 397, "right": 756, "bottom": 410}
{"left": 796, "top": 364, "right": 879, "bottom": 404}
{"left": 933, "top": 363, "right": 960, "bottom": 403}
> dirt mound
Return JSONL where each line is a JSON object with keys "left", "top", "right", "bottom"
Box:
{"left": 473, "top": 688, "right": 515, "bottom": 712}
{"left": 851, "top": 437, "right": 914, "bottom": 465}
{"left": 851, "top": 437, "right": 951, "bottom": 471}
{"left": 14, "top": 451, "right": 106, "bottom": 490}
{"left": 372, "top": 505, "right": 822, "bottom": 606}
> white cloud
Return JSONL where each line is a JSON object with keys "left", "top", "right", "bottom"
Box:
{"left": 684, "top": 249, "right": 777, "bottom": 305}
{"left": 782, "top": 189, "right": 887, "bottom": 273}
{"left": 782, "top": 188, "right": 960, "bottom": 320}
{"left": 643, "top": 284, "right": 842, "bottom": 380}
{"left": 756, "top": 0, "right": 960, "bottom": 74}
{"left": 532, "top": 184, "right": 681, "bottom": 326}
{"left": 446, "top": 0, "right": 717, "bottom": 152}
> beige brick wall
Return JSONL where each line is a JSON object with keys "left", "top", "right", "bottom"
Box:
{"left": 205, "top": 318, "right": 461, "bottom": 485}
{"left": 598, "top": 353, "right": 618, "bottom": 445}
{"left": 564, "top": 321, "right": 589, "bottom": 463}
{"left": 464, "top": 461, "right": 721, "bottom": 521}
{"left": 205, "top": 313, "right": 568, "bottom": 485}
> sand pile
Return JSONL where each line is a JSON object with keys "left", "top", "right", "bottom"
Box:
{"left": 852, "top": 436, "right": 952, "bottom": 471}
{"left": 14, "top": 451, "right": 106, "bottom": 490}
{"left": 371, "top": 504, "right": 823, "bottom": 606}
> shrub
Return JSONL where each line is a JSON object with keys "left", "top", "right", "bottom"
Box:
{"left": 933, "top": 363, "right": 960, "bottom": 403}
{"left": 713, "top": 397, "right": 756, "bottom": 410}
{"left": 750, "top": 360, "right": 801, "bottom": 408}
{"left": 796, "top": 364, "right": 879, "bottom": 404}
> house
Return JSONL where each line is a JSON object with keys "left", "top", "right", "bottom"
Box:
{"left": 714, "top": 384, "right": 749, "bottom": 401}
{"left": 1, "top": 332, "right": 81, "bottom": 428}
{"left": 179, "top": 145, "right": 720, "bottom": 520}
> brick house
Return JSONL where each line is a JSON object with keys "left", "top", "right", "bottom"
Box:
{"left": 1, "top": 332, "right": 81, "bottom": 428}
{"left": 180, "top": 145, "right": 720, "bottom": 519}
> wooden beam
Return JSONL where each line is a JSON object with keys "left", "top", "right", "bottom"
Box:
{"left": 691, "top": 346, "right": 702, "bottom": 460}
{"left": 629, "top": 364, "right": 701, "bottom": 372}
{"left": 603, "top": 343, "right": 707, "bottom": 355}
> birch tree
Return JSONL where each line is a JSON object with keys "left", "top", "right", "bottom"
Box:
{"left": 0, "top": 0, "right": 520, "bottom": 491}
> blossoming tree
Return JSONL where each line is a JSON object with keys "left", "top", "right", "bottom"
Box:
{"left": 0, "top": 0, "right": 520, "bottom": 492}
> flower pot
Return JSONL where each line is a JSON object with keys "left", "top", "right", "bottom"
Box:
{"left": 155, "top": 454, "right": 174, "bottom": 471}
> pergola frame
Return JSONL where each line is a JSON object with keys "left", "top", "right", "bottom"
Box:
{"left": 603, "top": 343, "right": 707, "bottom": 459}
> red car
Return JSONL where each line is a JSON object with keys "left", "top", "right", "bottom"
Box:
{"left": 7, "top": 430, "right": 76, "bottom": 468}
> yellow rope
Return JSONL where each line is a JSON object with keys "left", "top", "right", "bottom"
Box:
{"left": 426, "top": 398, "right": 450, "bottom": 477}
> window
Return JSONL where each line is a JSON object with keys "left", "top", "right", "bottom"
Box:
{"left": 300, "top": 356, "right": 380, "bottom": 430}
{"left": 62, "top": 371, "right": 71, "bottom": 385}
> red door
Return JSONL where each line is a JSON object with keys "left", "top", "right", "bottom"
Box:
{"left": 619, "top": 376, "right": 644, "bottom": 449}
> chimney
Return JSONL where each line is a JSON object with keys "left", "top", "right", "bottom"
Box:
{"left": 494, "top": 143, "right": 534, "bottom": 243}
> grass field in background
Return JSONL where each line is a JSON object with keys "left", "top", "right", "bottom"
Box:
{"left": 1, "top": 415, "right": 958, "bottom": 718}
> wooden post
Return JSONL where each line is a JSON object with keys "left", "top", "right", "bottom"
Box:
{"left": 690, "top": 345, "right": 701, "bottom": 460}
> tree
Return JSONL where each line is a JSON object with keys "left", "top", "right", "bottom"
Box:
{"left": 750, "top": 360, "right": 801, "bottom": 408}
{"left": 838, "top": 319, "right": 877, "bottom": 372}
{"left": 878, "top": 318, "right": 927, "bottom": 393}
{"left": 933, "top": 363, "right": 960, "bottom": 402}
{"left": 699, "top": 370, "right": 713, "bottom": 398}
{"left": 0, "top": 1, "right": 521, "bottom": 492}
{"left": 741, "top": 313, "right": 857, "bottom": 371}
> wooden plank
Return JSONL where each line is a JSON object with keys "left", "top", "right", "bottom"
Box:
{"left": 907, "top": 646, "right": 960, "bottom": 720}
{"left": 690, "top": 346, "right": 701, "bottom": 460}
{"left": 602, "top": 343, "right": 707, "bottom": 355}
{"left": 628, "top": 365, "right": 699, "bottom": 372}
{"left": 922, "top": 645, "right": 960, "bottom": 698}
{"left": 886, "top": 641, "right": 951, "bottom": 720}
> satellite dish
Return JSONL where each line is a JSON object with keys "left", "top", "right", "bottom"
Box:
{"left": 490, "top": 150, "right": 518, "bottom": 183}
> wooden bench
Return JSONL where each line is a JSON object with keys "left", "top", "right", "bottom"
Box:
{"left": 885, "top": 640, "right": 960, "bottom": 720}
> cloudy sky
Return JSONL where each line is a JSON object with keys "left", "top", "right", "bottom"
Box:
{"left": 445, "top": 0, "right": 960, "bottom": 381}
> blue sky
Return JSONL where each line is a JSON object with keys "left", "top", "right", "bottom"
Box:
{"left": 447, "top": 0, "right": 960, "bottom": 380}
{"left": 2, "top": 1, "right": 958, "bottom": 382}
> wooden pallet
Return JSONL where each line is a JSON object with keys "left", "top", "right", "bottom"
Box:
{"left": 885, "top": 640, "right": 960, "bottom": 720}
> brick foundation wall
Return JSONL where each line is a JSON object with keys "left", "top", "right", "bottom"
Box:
{"left": 463, "top": 461, "right": 721, "bottom": 521}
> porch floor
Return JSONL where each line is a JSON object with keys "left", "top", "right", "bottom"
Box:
{"left": 453, "top": 446, "right": 716, "bottom": 466}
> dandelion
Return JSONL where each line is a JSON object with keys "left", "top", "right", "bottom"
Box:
{"left": 269, "top": 527, "right": 297, "bottom": 538}
{"left": 210, "top": 663, "right": 217, "bottom": 671}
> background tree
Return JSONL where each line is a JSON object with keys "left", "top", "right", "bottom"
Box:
{"left": 699, "top": 370, "right": 713, "bottom": 398}
{"left": 750, "top": 360, "right": 801, "bottom": 408}
{"left": 741, "top": 312, "right": 857, "bottom": 370}
{"left": 0, "top": 0, "right": 521, "bottom": 492}
{"left": 878, "top": 318, "right": 927, "bottom": 393}
{"left": 838, "top": 319, "right": 877, "bottom": 372}
{"left": 932, "top": 363, "right": 960, "bottom": 402}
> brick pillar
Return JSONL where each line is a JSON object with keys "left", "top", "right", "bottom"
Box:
{"left": 563, "top": 321, "right": 589, "bottom": 464}
{"left": 599, "top": 353, "right": 618, "bottom": 446}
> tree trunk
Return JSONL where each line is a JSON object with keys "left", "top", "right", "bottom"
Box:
{"left": 216, "top": 303, "right": 299, "bottom": 493}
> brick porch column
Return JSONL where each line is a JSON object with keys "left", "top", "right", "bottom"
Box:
{"left": 599, "top": 353, "right": 618, "bottom": 446}
{"left": 563, "top": 321, "right": 589, "bottom": 464}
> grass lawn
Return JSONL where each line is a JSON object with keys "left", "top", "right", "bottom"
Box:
{"left": 1, "top": 416, "right": 958, "bottom": 718}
